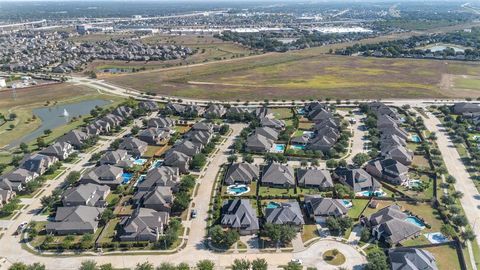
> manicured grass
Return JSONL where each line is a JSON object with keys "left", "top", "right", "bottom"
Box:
{"left": 322, "top": 249, "right": 346, "bottom": 266}
{"left": 298, "top": 121, "right": 313, "bottom": 130}
{"left": 258, "top": 185, "right": 296, "bottom": 198}
{"left": 271, "top": 108, "right": 293, "bottom": 120}
{"left": 348, "top": 199, "right": 369, "bottom": 219}
{"left": 301, "top": 224, "right": 319, "bottom": 242}
{"left": 98, "top": 218, "right": 120, "bottom": 244}
{"left": 425, "top": 244, "right": 462, "bottom": 270}
{"left": 143, "top": 145, "right": 164, "bottom": 158}
{"left": 237, "top": 241, "right": 247, "bottom": 249}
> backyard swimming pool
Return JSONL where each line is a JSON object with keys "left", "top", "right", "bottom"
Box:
{"left": 341, "top": 199, "right": 353, "bottom": 208}
{"left": 290, "top": 144, "right": 306, "bottom": 150}
{"left": 410, "top": 134, "right": 422, "bottom": 143}
{"left": 266, "top": 201, "right": 281, "bottom": 209}
{"left": 122, "top": 173, "right": 133, "bottom": 184}
{"left": 226, "top": 184, "right": 250, "bottom": 196}
{"left": 405, "top": 216, "right": 426, "bottom": 229}
{"left": 356, "top": 189, "right": 387, "bottom": 197}
{"left": 150, "top": 159, "right": 163, "bottom": 169}
{"left": 271, "top": 144, "right": 286, "bottom": 153}
{"left": 424, "top": 232, "right": 449, "bottom": 244}
{"left": 132, "top": 158, "right": 148, "bottom": 166}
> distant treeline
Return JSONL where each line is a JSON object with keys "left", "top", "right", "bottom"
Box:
{"left": 335, "top": 27, "right": 480, "bottom": 60}
{"left": 215, "top": 30, "right": 375, "bottom": 52}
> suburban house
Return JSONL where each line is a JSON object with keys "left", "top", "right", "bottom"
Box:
{"left": 453, "top": 102, "right": 480, "bottom": 114}
{"left": 40, "top": 142, "right": 75, "bottom": 161}
{"left": 46, "top": 205, "right": 104, "bottom": 235}
{"left": 221, "top": 199, "right": 259, "bottom": 235}
{"left": 138, "top": 101, "right": 159, "bottom": 111}
{"left": 255, "top": 127, "right": 279, "bottom": 141}
{"left": 296, "top": 168, "right": 333, "bottom": 189}
{"left": 261, "top": 163, "right": 295, "bottom": 188}
{"left": 383, "top": 146, "right": 414, "bottom": 166}
{"left": 118, "top": 137, "right": 148, "bottom": 157}
{"left": 246, "top": 133, "right": 274, "bottom": 153}
{"left": 224, "top": 163, "right": 260, "bottom": 185}
{"left": 192, "top": 122, "right": 214, "bottom": 133}
{"left": 57, "top": 129, "right": 91, "bottom": 149}
{"left": 388, "top": 248, "right": 438, "bottom": 270}
{"left": 164, "top": 150, "right": 191, "bottom": 174}
{"left": 138, "top": 127, "right": 170, "bottom": 145}
{"left": 133, "top": 186, "right": 173, "bottom": 212}
{"left": 62, "top": 183, "right": 110, "bottom": 207}
{"left": 119, "top": 208, "right": 169, "bottom": 242}
{"left": 366, "top": 205, "right": 422, "bottom": 246}
{"left": 265, "top": 201, "right": 305, "bottom": 228}
{"left": 260, "top": 117, "right": 285, "bottom": 130}
{"left": 0, "top": 188, "right": 15, "bottom": 206}
{"left": 20, "top": 154, "right": 58, "bottom": 175}
{"left": 80, "top": 165, "right": 124, "bottom": 187}
{"left": 365, "top": 158, "right": 409, "bottom": 185}
{"left": 171, "top": 140, "right": 201, "bottom": 157}
{"left": 147, "top": 117, "right": 175, "bottom": 129}
{"left": 0, "top": 168, "right": 38, "bottom": 192}
{"left": 99, "top": 150, "right": 134, "bottom": 168}
{"left": 184, "top": 130, "right": 212, "bottom": 146}
{"left": 137, "top": 166, "right": 181, "bottom": 192}
{"left": 166, "top": 102, "right": 186, "bottom": 115}
{"left": 112, "top": 106, "right": 133, "bottom": 118}
{"left": 334, "top": 168, "right": 381, "bottom": 193}
{"left": 304, "top": 195, "right": 348, "bottom": 223}
{"left": 255, "top": 107, "right": 273, "bottom": 119}
{"left": 205, "top": 104, "right": 227, "bottom": 118}
{"left": 102, "top": 113, "right": 124, "bottom": 128}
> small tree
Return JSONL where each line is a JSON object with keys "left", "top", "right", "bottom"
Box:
{"left": 228, "top": 155, "right": 238, "bottom": 163}
{"left": 43, "top": 129, "right": 52, "bottom": 136}
{"left": 135, "top": 262, "right": 154, "bottom": 270}
{"left": 352, "top": 153, "right": 369, "bottom": 167}
{"left": 251, "top": 258, "right": 268, "bottom": 270}
{"left": 231, "top": 259, "right": 250, "bottom": 270}
{"left": 65, "top": 171, "right": 81, "bottom": 186}
{"left": 79, "top": 260, "right": 98, "bottom": 270}
{"left": 19, "top": 142, "right": 29, "bottom": 153}
{"left": 461, "top": 228, "right": 476, "bottom": 244}
{"left": 196, "top": 260, "right": 215, "bottom": 270}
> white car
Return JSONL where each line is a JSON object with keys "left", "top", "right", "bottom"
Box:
{"left": 16, "top": 222, "right": 28, "bottom": 234}
{"left": 290, "top": 259, "right": 303, "bottom": 265}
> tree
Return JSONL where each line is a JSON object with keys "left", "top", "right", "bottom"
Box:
{"left": 65, "top": 171, "right": 81, "bottom": 186}
{"left": 172, "top": 192, "right": 191, "bottom": 213}
{"left": 284, "top": 262, "right": 302, "bottom": 270}
{"left": 80, "top": 233, "right": 93, "bottom": 249}
{"left": 99, "top": 264, "right": 114, "bottom": 270}
{"left": 365, "top": 249, "right": 388, "bottom": 270}
{"left": 452, "top": 215, "right": 469, "bottom": 227}
{"left": 262, "top": 224, "right": 296, "bottom": 246}
{"left": 244, "top": 154, "right": 254, "bottom": 163}
{"left": 9, "top": 263, "right": 28, "bottom": 270}
{"left": 79, "top": 260, "right": 98, "bottom": 270}
{"left": 27, "top": 263, "right": 45, "bottom": 270}
{"left": 176, "top": 263, "right": 190, "bottom": 270}
{"left": 43, "top": 129, "right": 52, "bottom": 136}
{"left": 100, "top": 209, "right": 115, "bottom": 225}
{"left": 196, "top": 260, "right": 215, "bottom": 270}
{"left": 360, "top": 228, "right": 371, "bottom": 242}
{"left": 36, "top": 137, "right": 46, "bottom": 148}
{"left": 231, "top": 259, "right": 250, "bottom": 270}
{"left": 209, "top": 225, "right": 239, "bottom": 248}
{"left": 441, "top": 224, "right": 457, "bottom": 239}
{"left": 9, "top": 113, "right": 17, "bottom": 121}
{"left": 461, "top": 228, "right": 476, "bottom": 243}
{"left": 326, "top": 159, "right": 338, "bottom": 169}
{"left": 251, "top": 259, "right": 268, "bottom": 270}
{"left": 135, "top": 262, "right": 154, "bottom": 270}
{"left": 131, "top": 125, "right": 140, "bottom": 135}
{"left": 352, "top": 153, "right": 369, "bottom": 167}
{"left": 19, "top": 142, "right": 29, "bottom": 153}
{"left": 228, "top": 155, "right": 238, "bottom": 163}
{"left": 219, "top": 124, "right": 230, "bottom": 135}
{"left": 191, "top": 153, "right": 207, "bottom": 170}
{"left": 156, "top": 263, "right": 176, "bottom": 270}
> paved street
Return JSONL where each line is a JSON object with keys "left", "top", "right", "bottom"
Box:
{"left": 422, "top": 112, "right": 480, "bottom": 249}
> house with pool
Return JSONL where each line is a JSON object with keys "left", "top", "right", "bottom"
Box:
{"left": 365, "top": 205, "right": 423, "bottom": 246}
{"left": 79, "top": 164, "right": 124, "bottom": 188}
{"left": 224, "top": 163, "right": 260, "bottom": 186}
{"left": 265, "top": 201, "right": 304, "bottom": 229}
{"left": 365, "top": 158, "right": 409, "bottom": 186}
{"left": 334, "top": 167, "right": 383, "bottom": 196}
{"left": 99, "top": 149, "right": 134, "bottom": 169}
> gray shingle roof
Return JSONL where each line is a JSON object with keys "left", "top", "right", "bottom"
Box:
{"left": 221, "top": 199, "right": 259, "bottom": 232}
{"left": 224, "top": 163, "right": 259, "bottom": 185}
{"left": 297, "top": 168, "right": 333, "bottom": 188}
{"left": 261, "top": 163, "right": 295, "bottom": 186}
{"left": 265, "top": 201, "right": 304, "bottom": 226}
{"left": 389, "top": 248, "right": 438, "bottom": 270}
{"left": 304, "top": 195, "right": 348, "bottom": 217}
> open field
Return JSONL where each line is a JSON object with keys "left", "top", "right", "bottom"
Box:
{"left": 0, "top": 83, "right": 124, "bottom": 149}
{"left": 105, "top": 50, "right": 480, "bottom": 100}
{"left": 87, "top": 35, "right": 256, "bottom": 74}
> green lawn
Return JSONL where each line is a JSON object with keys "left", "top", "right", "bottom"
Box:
{"left": 425, "top": 244, "right": 462, "bottom": 270}
{"left": 258, "top": 186, "right": 296, "bottom": 198}
{"left": 301, "top": 224, "right": 319, "bottom": 243}
{"left": 348, "top": 199, "right": 369, "bottom": 219}
{"left": 455, "top": 77, "right": 480, "bottom": 90}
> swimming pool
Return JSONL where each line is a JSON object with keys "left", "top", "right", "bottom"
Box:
{"left": 341, "top": 199, "right": 353, "bottom": 208}
{"left": 271, "top": 144, "right": 286, "bottom": 153}
{"left": 408, "top": 179, "right": 422, "bottom": 188}
{"left": 303, "top": 131, "right": 314, "bottom": 138}
{"left": 149, "top": 159, "right": 163, "bottom": 169}
{"left": 134, "top": 174, "right": 146, "bottom": 187}
{"left": 356, "top": 189, "right": 387, "bottom": 197}
{"left": 132, "top": 158, "right": 148, "bottom": 166}
{"left": 226, "top": 184, "right": 250, "bottom": 196}
{"left": 290, "top": 144, "right": 306, "bottom": 150}
{"left": 424, "top": 232, "right": 449, "bottom": 244}
{"left": 410, "top": 134, "right": 422, "bottom": 143}
{"left": 266, "top": 201, "right": 281, "bottom": 209}
{"left": 122, "top": 173, "right": 133, "bottom": 184}
{"left": 405, "top": 216, "right": 426, "bottom": 229}
{"left": 297, "top": 108, "right": 306, "bottom": 115}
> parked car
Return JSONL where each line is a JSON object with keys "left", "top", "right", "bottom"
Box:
{"left": 16, "top": 221, "right": 28, "bottom": 234}
{"left": 191, "top": 209, "right": 197, "bottom": 219}
{"left": 290, "top": 259, "right": 302, "bottom": 265}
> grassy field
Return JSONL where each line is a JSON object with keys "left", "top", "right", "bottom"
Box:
{"left": 105, "top": 47, "right": 480, "bottom": 100}
{"left": 88, "top": 35, "right": 256, "bottom": 74}
{"left": 425, "top": 244, "right": 462, "bottom": 270}
{"left": 454, "top": 76, "right": 480, "bottom": 91}
{"left": 0, "top": 83, "right": 124, "bottom": 150}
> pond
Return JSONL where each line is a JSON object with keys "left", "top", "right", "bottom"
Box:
{"left": 9, "top": 99, "right": 111, "bottom": 148}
